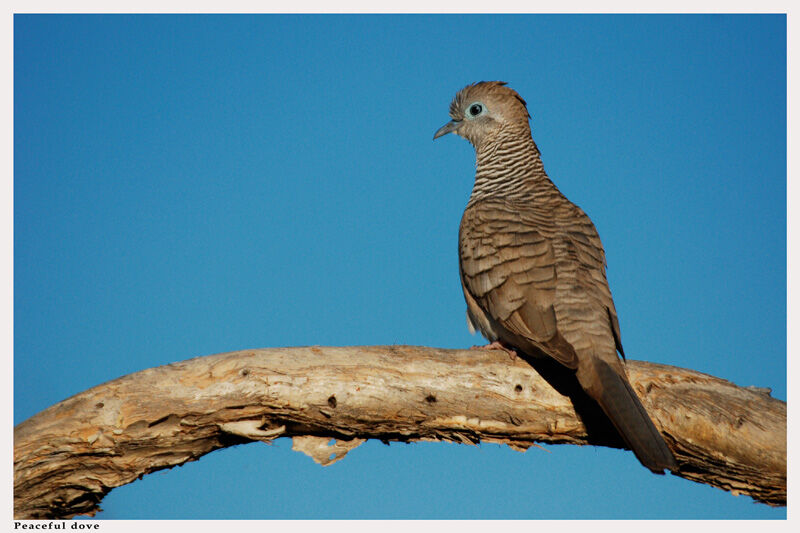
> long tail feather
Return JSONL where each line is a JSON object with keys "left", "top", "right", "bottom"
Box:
{"left": 588, "top": 360, "right": 677, "bottom": 473}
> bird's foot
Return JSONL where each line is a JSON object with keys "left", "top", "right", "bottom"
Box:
{"left": 471, "top": 341, "right": 518, "bottom": 360}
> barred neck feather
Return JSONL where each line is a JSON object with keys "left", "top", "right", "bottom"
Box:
{"left": 468, "top": 124, "right": 560, "bottom": 207}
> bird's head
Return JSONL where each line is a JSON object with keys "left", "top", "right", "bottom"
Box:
{"left": 433, "top": 81, "right": 531, "bottom": 148}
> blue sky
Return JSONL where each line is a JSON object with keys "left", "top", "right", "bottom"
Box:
{"left": 14, "top": 14, "right": 785, "bottom": 519}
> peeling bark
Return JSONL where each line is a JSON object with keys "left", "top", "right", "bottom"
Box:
{"left": 14, "top": 345, "right": 786, "bottom": 518}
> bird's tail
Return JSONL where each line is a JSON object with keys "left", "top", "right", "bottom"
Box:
{"left": 584, "top": 359, "right": 677, "bottom": 474}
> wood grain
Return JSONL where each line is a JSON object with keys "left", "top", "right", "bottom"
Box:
{"left": 14, "top": 345, "right": 785, "bottom": 518}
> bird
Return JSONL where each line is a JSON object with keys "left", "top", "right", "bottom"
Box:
{"left": 434, "top": 81, "right": 677, "bottom": 473}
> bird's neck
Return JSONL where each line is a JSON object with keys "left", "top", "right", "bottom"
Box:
{"left": 469, "top": 124, "right": 560, "bottom": 206}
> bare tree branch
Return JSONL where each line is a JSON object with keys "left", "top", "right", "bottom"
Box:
{"left": 14, "top": 345, "right": 786, "bottom": 518}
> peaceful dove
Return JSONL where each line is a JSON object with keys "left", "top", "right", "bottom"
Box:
{"left": 434, "top": 81, "right": 677, "bottom": 473}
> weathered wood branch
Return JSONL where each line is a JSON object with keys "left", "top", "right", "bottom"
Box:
{"left": 14, "top": 345, "right": 786, "bottom": 518}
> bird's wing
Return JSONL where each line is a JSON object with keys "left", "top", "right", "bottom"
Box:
{"left": 459, "top": 201, "right": 579, "bottom": 368}
{"left": 543, "top": 201, "right": 625, "bottom": 360}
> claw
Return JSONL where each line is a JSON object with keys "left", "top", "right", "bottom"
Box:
{"left": 471, "top": 341, "right": 518, "bottom": 360}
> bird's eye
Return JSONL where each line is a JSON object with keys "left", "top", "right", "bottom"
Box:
{"left": 468, "top": 103, "right": 484, "bottom": 117}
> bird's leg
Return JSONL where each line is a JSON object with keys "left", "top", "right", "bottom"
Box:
{"left": 471, "top": 341, "right": 518, "bottom": 360}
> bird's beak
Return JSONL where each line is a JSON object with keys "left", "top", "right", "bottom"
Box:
{"left": 433, "top": 120, "right": 460, "bottom": 140}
